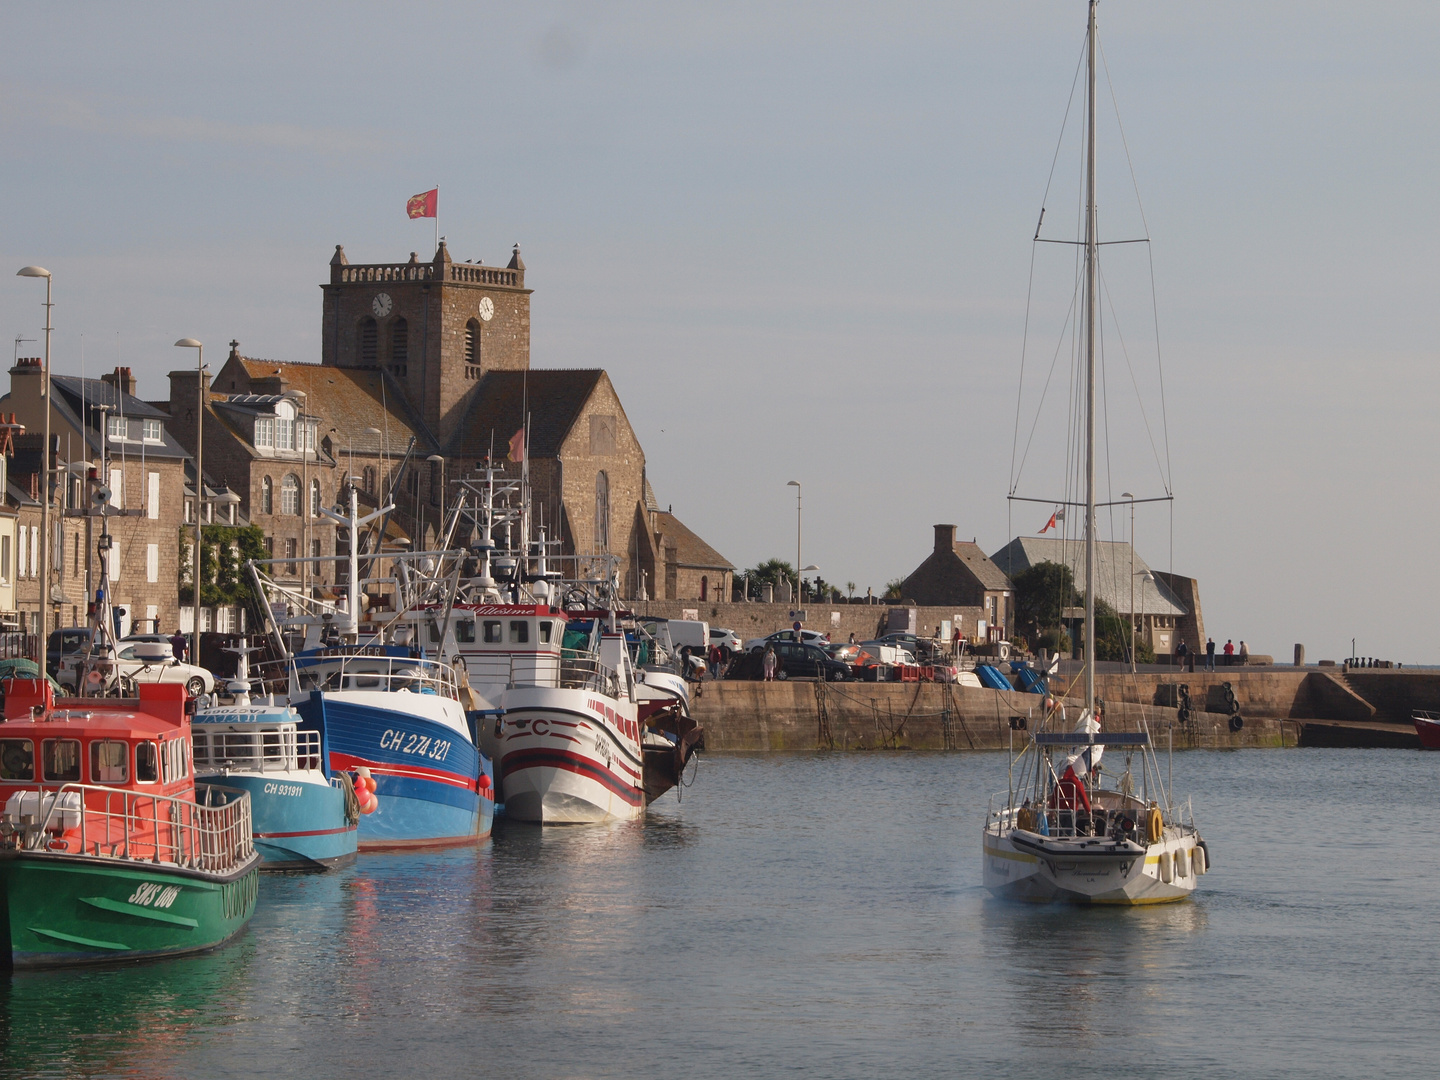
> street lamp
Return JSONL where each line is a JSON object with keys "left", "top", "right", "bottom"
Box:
{"left": 1133, "top": 569, "right": 1154, "bottom": 673}
{"left": 801, "top": 563, "right": 820, "bottom": 605}
{"left": 1123, "top": 492, "right": 1135, "bottom": 670}
{"left": 16, "top": 266, "right": 52, "bottom": 676}
{"left": 427, "top": 454, "right": 445, "bottom": 548}
{"left": 786, "top": 480, "right": 802, "bottom": 605}
{"left": 174, "top": 338, "right": 204, "bottom": 667}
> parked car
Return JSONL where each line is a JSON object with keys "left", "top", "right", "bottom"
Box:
{"left": 44, "top": 627, "right": 93, "bottom": 679}
{"left": 709, "top": 627, "right": 742, "bottom": 657}
{"left": 58, "top": 639, "right": 215, "bottom": 697}
{"left": 744, "top": 628, "right": 829, "bottom": 653}
{"left": 824, "top": 642, "right": 869, "bottom": 676}
{"left": 766, "top": 641, "right": 850, "bottom": 681}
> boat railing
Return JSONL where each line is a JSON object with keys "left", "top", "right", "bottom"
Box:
{"left": 986, "top": 788, "right": 1171, "bottom": 840}
{"left": 0, "top": 782, "right": 255, "bottom": 872}
{"left": 458, "top": 651, "right": 619, "bottom": 695}
{"left": 262, "top": 653, "right": 461, "bottom": 702}
{"left": 193, "top": 727, "right": 322, "bottom": 774}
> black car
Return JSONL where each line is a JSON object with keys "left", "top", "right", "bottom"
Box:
{"left": 770, "top": 641, "right": 850, "bottom": 681}
{"left": 44, "top": 627, "right": 93, "bottom": 679}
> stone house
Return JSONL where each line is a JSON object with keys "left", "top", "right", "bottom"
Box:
{"left": 647, "top": 506, "right": 735, "bottom": 603}
{"left": 900, "top": 524, "right": 1013, "bottom": 641}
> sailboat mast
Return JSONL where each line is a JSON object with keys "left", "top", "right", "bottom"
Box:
{"left": 1083, "top": 0, "right": 1098, "bottom": 715}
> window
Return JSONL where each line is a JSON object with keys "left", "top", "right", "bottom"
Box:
{"left": 254, "top": 416, "right": 274, "bottom": 449}
{"left": 0, "top": 533, "right": 9, "bottom": 584}
{"left": 143, "top": 419, "right": 163, "bottom": 442}
{"left": 310, "top": 478, "right": 322, "bottom": 517}
{"left": 509, "top": 621, "right": 529, "bottom": 644}
{"left": 264, "top": 536, "right": 274, "bottom": 559}
{"left": 261, "top": 476, "right": 273, "bottom": 515}
{"left": 428, "top": 620, "right": 442, "bottom": 643}
{"left": 483, "top": 621, "right": 502, "bottom": 643}
{"left": 281, "top": 474, "right": 300, "bottom": 515}
{"left": 456, "top": 620, "right": 476, "bottom": 643}
{"left": 107, "top": 415, "right": 126, "bottom": 440}
{"left": 311, "top": 538, "right": 322, "bottom": 561}
{"left": 136, "top": 742, "right": 159, "bottom": 784}
{"left": 277, "top": 416, "right": 295, "bottom": 452}
{"left": 391, "top": 318, "right": 408, "bottom": 364}
{"left": 363, "top": 466, "right": 376, "bottom": 495}
{"left": 42, "top": 738, "right": 81, "bottom": 782}
{"left": 465, "top": 319, "right": 480, "bottom": 365}
{"left": 146, "top": 543, "right": 159, "bottom": 583}
{"left": 359, "top": 318, "right": 378, "bottom": 365}
{"left": 285, "top": 537, "right": 298, "bottom": 575}
{"left": 162, "top": 738, "right": 189, "bottom": 783}
{"left": 430, "top": 460, "right": 441, "bottom": 505}
{"left": 539, "top": 622, "right": 552, "bottom": 644}
{"left": 594, "top": 471, "right": 610, "bottom": 552}
{"left": 0, "top": 738, "right": 34, "bottom": 780}
{"left": 91, "top": 740, "right": 129, "bottom": 785}
{"left": 701, "top": 576, "right": 708, "bottom": 602}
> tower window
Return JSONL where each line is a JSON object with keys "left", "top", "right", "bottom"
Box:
{"left": 391, "top": 318, "right": 408, "bottom": 363}
{"left": 595, "top": 470, "right": 610, "bottom": 553}
{"left": 261, "top": 475, "right": 273, "bottom": 515}
{"left": 465, "top": 319, "right": 480, "bottom": 366}
{"left": 359, "top": 318, "right": 378, "bottom": 365}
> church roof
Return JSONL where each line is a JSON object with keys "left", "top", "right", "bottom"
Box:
{"left": 445, "top": 369, "right": 605, "bottom": 460}
{"left": 989, "top": 536, "right": 1187, "bottom": 618}
{"left": 652, "top": 510, "right": 734, "bottom": 570}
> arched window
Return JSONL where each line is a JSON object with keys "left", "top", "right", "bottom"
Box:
{"left": 260, "top": 475, "right": 273, "bottom": 515}
{"left": 594, "top": 470, "right": 610, "bottom": 552}
{"left": 281, "top": 474, "right": 300, "bottom": 516}
{"left": 363, "top": 466, "right": 376, "bottom": 495}
{"left": 700, "top": 576, "right": 708, "bottom": 602}
{"left": 465, "top": 319, "right": 480, "bottom": 365}
{"left": 310, "top": 478, "right": 322, "bottom": 517}
{"left": 390, "top": 318, "right": 408, "bottom": 363}
{"left": 358, "top": 318, "right": 377, "bottom": 365}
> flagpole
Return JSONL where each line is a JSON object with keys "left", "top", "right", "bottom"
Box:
{"left": 434, "top": 186, "right": 439, "bottom": 253}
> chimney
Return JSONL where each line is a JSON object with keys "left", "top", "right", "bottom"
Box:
{"left": 101, "top": 366, "right": 138, "bottom": 397}
{"left": 934, "top": 523, "right": 957, "bottom": 553}
{"left": 10, "top": 357, "right": 42, "bottom": 375}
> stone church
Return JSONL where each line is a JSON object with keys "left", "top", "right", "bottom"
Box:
{"left": 173, "top": 241, "right": 730, "bottom": 602}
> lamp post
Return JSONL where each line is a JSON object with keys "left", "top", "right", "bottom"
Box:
{"left": 16, "top": 267, "right": 52, "bottom": 674}
{"left": 427, "top": 453, "right": 445, "bottom": 548}
{"left": 786, "top": 480, "right": 802, "bottom": 605}
{"left": 801, "top": 564, "right": 820, "bottom": 605}
{"left": 1123, "top": 492, "right": 1135, "bottom": 671}
{"left": 1134, "top": 570, "right": 1154, "bottom": 672}
{"left": 174, "top": 338, "right": 204, "bottom": 667}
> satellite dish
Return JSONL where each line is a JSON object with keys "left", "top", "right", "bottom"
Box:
{"left": 92, "top": 485, "right": 111, "bottom": 505}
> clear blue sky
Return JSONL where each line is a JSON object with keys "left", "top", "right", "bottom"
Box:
{"left": 2, "top": 3, "right": 1436, "bottom": 662}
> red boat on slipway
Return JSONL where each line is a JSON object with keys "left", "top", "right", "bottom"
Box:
{"left": 1413, "top": 711, "right": 1440, "bottom": 750}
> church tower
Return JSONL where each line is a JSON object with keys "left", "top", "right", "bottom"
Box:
{"left": 320, "top": 241, "right": 532, "bottom": 433}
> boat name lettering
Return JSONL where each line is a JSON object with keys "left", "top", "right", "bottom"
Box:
{"left": 262, "top": 782, "right": 305, "bottom": 797}
{"left": 380, "top": 729, "right": 451, "bottom": 761}
{"left": 126, "top": 882, "right": 181, "bottom": 909}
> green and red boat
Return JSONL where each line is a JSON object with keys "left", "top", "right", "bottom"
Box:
{"left": 0, "top": 679, "right": 260, "bottom": 969}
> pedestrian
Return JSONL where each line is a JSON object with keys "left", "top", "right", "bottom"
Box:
{"left": 848, "top": 632, "right": 856, "bottom": 645}
{"left": 1223, "top": 639, "right": 1235, "bottom": 666}
{"left": 1176, "top": 639, "right": 1188, "bottom": 665}
{"left": 169, "top": 628, "right": 187, "bottom": 663}
{"left": 708, "top": 643, "right": 723, "bottom": 680}
{"left": 1205, "top": 637, "right": 1216, "bottom": 671}
{"left": 1238, "top": 640, "right": 1249, "bottom": 665}
{"left": 762, "top": 644, "right": 777, "bottom": 682}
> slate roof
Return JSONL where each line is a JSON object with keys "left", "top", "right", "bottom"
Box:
{"left": 49, "top": 376, "right": 189, "bottom": 461}
{"left": 953, "top": 541, "right": 1012, "bottom": 591}
{"left": 653, "top": 511, "right": 734, "bottom": 570}
{"left": 989, "top": 536, "right": 1187, "bottom": 618}
{"left": 445, "top": 369, "right": 605, "bottom": 460}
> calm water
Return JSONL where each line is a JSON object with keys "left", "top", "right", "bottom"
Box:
{"left": 3, "top": 749, "right": 1439, "bottom": 1079}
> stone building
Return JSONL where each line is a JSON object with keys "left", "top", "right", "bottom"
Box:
{"left": 899, "top": 524, "right": 1013, "bottom": 641}
{"left": 990, "top": 535, "right": 1195, "bottom": 655}
{"left": 647, "top": 507, "right": 735, "bottom": 603}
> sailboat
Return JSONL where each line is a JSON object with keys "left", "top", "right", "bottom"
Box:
{"left": 981, "top": 0, "right": 1207, "bottom": 905}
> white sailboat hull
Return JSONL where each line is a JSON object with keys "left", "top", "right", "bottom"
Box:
{"left": 982, "top": 822, "right": 1202, "bottom": 905}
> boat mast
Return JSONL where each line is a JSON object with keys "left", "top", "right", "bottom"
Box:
{"left": 1083, "top": 0, "right": 1098, "bottom": 716}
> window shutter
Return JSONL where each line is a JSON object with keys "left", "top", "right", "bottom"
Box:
{"left": 146, "top": 543, "right": 159, "bottom": 583}
{"left": 147, "top": 472, "right": 160, "bottom": 519}
{"left": 109, "top": 468, "right": 124, "bottom": 510}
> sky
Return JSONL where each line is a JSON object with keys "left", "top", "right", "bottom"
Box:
{"left": 1, "top": 2, "right": 1436, "bottom": 663}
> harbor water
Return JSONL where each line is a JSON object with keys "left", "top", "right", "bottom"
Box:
{"left": 3, "top": 748, "right": 1438, "bottom": 1079}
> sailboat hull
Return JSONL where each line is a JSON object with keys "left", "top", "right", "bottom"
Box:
{"left": 983, "top": 824, "right": 1201, "bottom": 905}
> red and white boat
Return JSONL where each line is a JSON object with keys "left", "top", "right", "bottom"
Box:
{"left": 1413, "top": 711, "right": 1440, "bottom": 750}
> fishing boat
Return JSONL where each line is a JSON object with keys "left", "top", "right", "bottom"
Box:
{"left": 981, "top": 0, "right": 1206, "bottom": 904}
{"left": 0, "top": 679, "right": 259, "bottom": 968}
{"left": 1413, "top": 710, "right": 1440, "bottom": 750}
{"left": 193, "top": 648, "right": 359, "bottom": 869}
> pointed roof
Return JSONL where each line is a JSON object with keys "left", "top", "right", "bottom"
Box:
{"left": 652, "top": 510, "right": 734, "bottom": 571}
{"left": 445, "top": 369, "right": 604, "bottom": 461}
{"left": 989, "top": 536, "right": 1187, "bottom": 618}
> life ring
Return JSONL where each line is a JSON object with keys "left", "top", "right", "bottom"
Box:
{"left": 1228, "top": 714, "right": 1244, "bottom": 733}
{"left": 1146, "top": 805, "right": 1163, "bottom": 844}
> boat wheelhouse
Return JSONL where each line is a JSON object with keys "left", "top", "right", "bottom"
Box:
{"left": 0, "top": 680, "right": 259, "bottom": 968}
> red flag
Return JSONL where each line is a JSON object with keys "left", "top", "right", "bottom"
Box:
{"left": 507, "top": 428, "right": 525, "bottom": 463}
{"left": 407, "top": 188, "right": 438, "bottom": 219}
{"left": 1040, "top": 510, "right": 1057, "bottom": 533}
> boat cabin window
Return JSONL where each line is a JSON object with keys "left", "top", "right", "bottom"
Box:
{"left": 42, "top": 738, "right": 81, "bottom": 782}
{"left": 483, "top": 621, "right": 502, "bottom": 643}
{"left": 428, "top": 619, "right": 442, "bottom": 643}
{"left": 539, "top": 621, "right": 552, "bottom": 644}
{"left": 91, "top": 740, "right": 129, "bottom": 785}
{"left": 161, "top": 738, "right": 188, "bottom": 783}
{"left": 509, "top": 621, "right": 529, "bottom": 644}
{"left": 136, "top": 741, "right": 160, "bottom": 784}
{"left": 0, "top": 738, "right": 34, "bottom": 780}
{"left": 456, "top": 619, "right": 476, "bottom": 643}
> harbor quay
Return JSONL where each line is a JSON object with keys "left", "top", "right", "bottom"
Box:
{"left": 690, "top": 667, "right": 1437, "bottom": 751}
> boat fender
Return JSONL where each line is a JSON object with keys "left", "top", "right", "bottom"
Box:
{"left": 1160, "top": 850, "right": 1173, "bottom": 883}
{"left": 1146, "top": 805, "right": 1163, "bottom": 844}
{"left": 1228, "top": 714, "right": 1244, "bottom": 733}
{"left": 1196, "top": 838, "right": 1210, "bottom": 873}
{"left": 1176, "top": 847, "right": 1188, "bottom": 877}
{"left": 477, "top": 772, "right": 492, "bottom": 795}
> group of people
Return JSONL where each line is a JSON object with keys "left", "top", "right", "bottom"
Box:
{"left": 1175, "top": 636, "right": 1248, "bottom": 670}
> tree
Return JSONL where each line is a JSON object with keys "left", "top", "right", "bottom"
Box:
{"left": 1012, "top": 561, "right": 1081, "bottom": 640}
{"left": 179, "top": 523, "right": 268, "bottom": 608}
{"left": 744, "top": 559, "right": 795, "bottom": 598}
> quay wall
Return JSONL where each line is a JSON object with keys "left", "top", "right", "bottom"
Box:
{"left": 631, "top": 600, "right": 985, "bottom": 649}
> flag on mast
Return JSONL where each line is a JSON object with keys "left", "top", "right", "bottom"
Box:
{"left": 507, "top": 428, "right": 525, "bottom": 463}
{"left": 1040, "top": 508, "right": 1064, "bottom": 533}
{"left": 406, "top": 189, "right": 438, "bottom": 219}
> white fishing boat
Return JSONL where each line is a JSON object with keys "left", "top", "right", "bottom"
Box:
{"left": 982, "top": 0, "right": 1206, "bottom": 905}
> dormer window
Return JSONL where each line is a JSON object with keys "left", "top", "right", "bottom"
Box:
{"left": 106, "top": 416, "right": 126, "bottom": 440}
{"left": 255, "top": 417, "right": 273, "bottom": 449}
{"left": 275, "top": 400, "right": 296, "bottom": 452}
{"left": 142, "top": 419, "right": 162, "bottom": 443}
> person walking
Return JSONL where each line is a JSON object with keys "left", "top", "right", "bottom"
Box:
{"left": 169, "top": 628, "right": 187, "bottom": 663}
{"left": 762, "top": 644, "right": 777, "bottom": 682}
{"left": 1238, "top": 640, "right": 1249, "bottom": 665}
{"left": 1223, "top": 639, "right": 1235, "bottom": 666}
{"left": 1205, "top": 637, "right": 1216, "bottom": 671}
{"left": 708, "top": 643, "right": 723, "bottom": 680}
{"left": 1176, "top": 639, "right": 1188, "bottom": 667}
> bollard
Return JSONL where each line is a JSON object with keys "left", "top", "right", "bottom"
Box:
{"left": 1294, "top": 643, "right": 1305, "bottom": 667}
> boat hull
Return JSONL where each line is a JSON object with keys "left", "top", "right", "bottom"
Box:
{"left": 982, "top": 825, "right": 1201, "bottom": 905}
{"left": 1414, "top": 713, "right": 1440, "bottom": 750}
{"left": 0, "top": 850, "right": 259, "bottom": 969}
{"left": 196, "top": 772, "right": 358, "bottom": 870}
{"left": 296, "top": 691, "right": 492, "bottom": 848}
{"left": 499, "top": 688, "right": 644, "bottom": 824}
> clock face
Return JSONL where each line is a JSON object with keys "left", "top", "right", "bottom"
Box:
{"left": 478, "top": 296, "right": 495, "bottom": 322}
{"left": 373, "top": 293, "right": 393, "bottom": 318}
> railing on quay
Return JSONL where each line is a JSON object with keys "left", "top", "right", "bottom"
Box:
{"left": 193, "top": 727, "right": 322, "bottom": 774}
{"left": 1, "top": 782, "right": 254, "bottom": 872}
